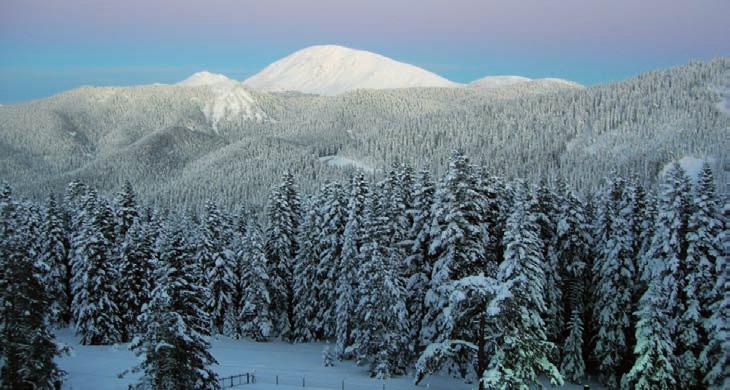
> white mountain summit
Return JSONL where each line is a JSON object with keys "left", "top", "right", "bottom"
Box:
{"left": 177, "top": 71, "right": 236, "bottom": 87}
{"left": 243, "top": 45, "right": 460, "bottom": 95}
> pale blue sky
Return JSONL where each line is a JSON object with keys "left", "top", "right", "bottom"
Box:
{"left": 1, "top": 0, "right": 729, "bottom": 103}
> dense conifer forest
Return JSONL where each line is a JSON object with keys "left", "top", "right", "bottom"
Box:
{"left": 1, "top": 151, "right": 727, "bottom": 389}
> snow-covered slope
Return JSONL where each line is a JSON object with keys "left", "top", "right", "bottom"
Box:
{"left": 178, "top": 71, "right": 269, "bottom": 130}
{"left": 469, "top": 75, "right": 583, "bottom": 90}
{"left": 244, "top": 45, "right": 460, "bottom": 95}
{"left": 469, "top": 75, "right": 532, "bottom": 89}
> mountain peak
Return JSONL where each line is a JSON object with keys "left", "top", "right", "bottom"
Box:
{"left": 178, "top": 71, "right": 235, "bottom": 87}
{"left": 243, "top": 45, "right": 459, "bottom": 95}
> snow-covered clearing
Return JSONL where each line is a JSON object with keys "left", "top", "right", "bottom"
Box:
{"left": 56, "top": 328, "right": 600, "bottom": 390}
{"left": 319, "top": 155, "right": 375, "bottom": 174}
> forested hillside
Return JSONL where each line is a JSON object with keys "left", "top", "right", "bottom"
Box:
{"left": 0, "top": 58, "right": 727, "bottom": 210}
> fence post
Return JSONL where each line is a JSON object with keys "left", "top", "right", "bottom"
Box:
{"left": 276, "top": 375, "right": 279, "bottom": 385}
{"left": 247, "top": 373, "right": 250, "bottom": 384}
{"left": 341, "top": 380, "right": 344, "bottom": 390}
{"left": 303, "top": 376, "right": 305, "bottom": 387}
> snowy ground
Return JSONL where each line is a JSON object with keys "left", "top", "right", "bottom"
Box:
{"left": 319, "top": 155, "right": 375, "bottom": 174}
{"left": 56, "top": 329, "right": 600, "bottom": 389}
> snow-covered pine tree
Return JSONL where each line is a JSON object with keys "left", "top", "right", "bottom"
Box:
{"left": 67, "top": 188, "right": 99, "bottom": 311}
{"left": 699, "top": 197, "right": 728, "bottom": 389}
{"left": 414, "top": 271, "right": 507, "bottom": 390}
{"left": 636, "top": 188, "right": 658, "bottom": 285}
{"left": 623, "top": 179, "right": 655, "bottom": 355}
{"left": 127, "top": 226, "right": 219, "bottom": 389}
{"left": 350, "top": 194, "right": 409, "bottom": 378}
{"left": 532, "top": 181, "right": 563, "bottom": 364}
{"left": 679, "top": 163, "right": 723, "bottom": 387}
{"left": 623, "top": 163, "right": 691, "bottom": 389}
{"left": 483, "top": 183, "right": 563, "bottom": 389}
{"left": 199, "top": 201, "right": 236, "bottom": 335}
{"left": 622, "top": 281, "right": 678, "bottom": 390}
{"left": 315, "top": 181, "right": 346, "bottom": 339}
{"left": 556, "top": 181, "right": 592, "bottom": 383}
{"left": 265, "top": 172, "right": 302, "bottom": 340}
{"left": 405, "top": 169, "right": 435, "bottom": 359}
{"left": 237, "top": 221, "right": 274, "bottom": 341}
{"left": 117, "top": 220, "right": 156, "bottom": 341}
{"left": 232, "top": 206, "right": 249, "bottom": 238}
{"left": 292, "top": 192, "right": 325, "bottom": 341}
{"left": 381, "top": 164, "right": 414, "bottom": 258}
{"left": 71, "top": 194, "right": 123, "bottom": 345}
{"left": 63, "top": 181, "right": 89, "bottom": 225}
{"left": 40, "top": 193, "right": 72, "bottom": 325}
{"left": 114, "top": 180, "right": 139, "bottom": 242}
{"left": 336, "top": 173, "right": 369, "bottom": 359}
{"left": 0, "top": 200, "right": 66, "bottom": 389}
{"left": 420, "top": 151, "right": 488, "bottom": 374}
{"left": 475, "top": 173, "right": 508, "bottom": 267}
{"left": 591, "top": 175, "right": 636, "bottom": 386}
{"left": 96, "top": 198, "right": 118, "bottom": 247}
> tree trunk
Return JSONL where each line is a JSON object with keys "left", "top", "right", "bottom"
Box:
{"left": 476, "top": 315, "right": 486, "bottom": 390}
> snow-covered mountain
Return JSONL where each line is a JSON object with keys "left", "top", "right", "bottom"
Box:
{"left": 177, "top": 71, "right": 269, "bottom": 130}
{"left": 243, "top": 45, "right": 460, "bottom": 95}
{"left": 469, "top": 75, "right": 583, "bottom": 90}
{"left": 177, "top": 71, "right": 236, "bottom": 87}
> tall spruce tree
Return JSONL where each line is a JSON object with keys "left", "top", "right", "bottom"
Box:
{"left": 532, "top": 182, "right": 563, "bottom": 364}
{"left": 591, "top": 176, "right": 637, "bottom": 386}
{"left": 292, "top": 192, "right": 325, "bottom": 341}
{"left": 350, "top": 194, "right": 409, "bottom": 378}
{"left": 127, "top": 226, "right": 219, "bottom": 389}
{"left": 114, "top": 180, "right": 139, "bottom": 242}
{"left": 699, "top": 197, "right": 728, "bottom": 389}
{"left": 1, "top": 191, "right": 66, "bottom": 389}
{"left": 623, "top": 163, "right": 691, "bottom": 389}
{"left": 265, "top": 172, "right": 301, "bottom": 340}
{"left": 483, "top": 184, "right": 562, "bottom": 389}
{"left": 237, "top": 222, "right": 274, "bottom": 341}
{"left": 556, "top": 181, "right": 592, "bottom": 383}
{"left": 315, "top": 181, "right": 346, "bottom": 340}
{"left": 40, "top": 193, "right": 71, "bottom": 325}
{"left": 118, "top": 220, "right": 156, "bottom": 341}
{"left": 680, "top": 163, "right": 723, "bottom": 386}
{"left": 405, "top": 169, "right": 436, "bottom": 358}
{"left": 335, "top": 173, "right": 369, "bottom": 358}
{"left": 199, "top": 201, "right": 235, "bottom": 335}
{"left": 71, "top": 194, "right": 123, "bottom": 345}
{"left": 420, "top": 151, "right": 488, "bottom": 376}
